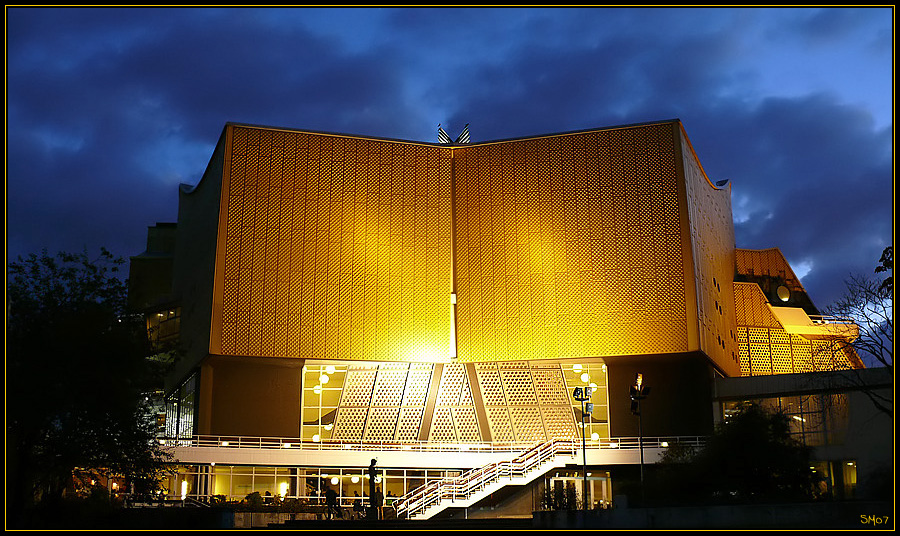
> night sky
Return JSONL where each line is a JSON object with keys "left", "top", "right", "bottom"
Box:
{"left": 6, "top": 7, "right": 894, "bottom": 310}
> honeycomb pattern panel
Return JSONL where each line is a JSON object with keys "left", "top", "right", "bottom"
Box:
{"left": 540, "top": 406, "right": 578, "bottom": 440}
{"left": 428, "top": 407, "right": 457, "bottom": 443}
{"left": 402, "top": 364, "right": 434, "bottom": 406}
{"left": 499, "top": 369, "right": 537, "bottom": 405}
{"left": 332, "top": 407, "right": 368, "bottom": 440}
{"left": 372, "top": 365, "right": 409, "bottom": 407}
{"left": 218, "top": 126, "right": 452, "bottom": 361}
{"left": 748, "top": 339, "right": 772, "bottom": 376}
{"left": 396, "top": 407, "right": 424, "bottom": 442}
{"left": 363, "top": 407, "right": 400, "bottom": 441}
{"left": 509, "top": 406, "right": 546, "bottom": 443}
{"left": 486, "top": 406, "right": 515, "bottom": 443}
{"left": 734, "top": 282, "right": 780, "bottom": 329}
{"left": 772, "top": 344, "right": 793, "bottom": 374}
{"left": 475, "top": 364, "right": 506, "bottom": 405}
{"left": 810, "top": 341, "right": 835, "bottom": 370}
{"left": 791, "top": 336, "right": 814, "bottom": 372}
{"left": 531, "top": 368, "right": 570, "bottom": 405}
{"left": 436, "top": 363, "right": 466, "bottom": 406}
{"left": 339, "top": 369, "right": 377, "bottom": 407}
{"left": 736, "top": 327, "right": 751, "bottom": 375}
{"left": 455, "top": 123, "right": 687, "bottom": 363}
{"left": 452, "top": 407, "right": 481, "bottom": 442}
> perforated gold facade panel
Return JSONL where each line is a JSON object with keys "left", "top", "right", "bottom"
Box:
{"left": 454, "top": 124, "right": 690, "bottom": 363}
{"left": 304, "top": 360, "right": 597, "bottom": 443}
{"left": 218, "top": 127, "right": 451, "bottom": 361}
{"left": 733, "top": 282, "right": 856, "bottom": 375}
{"left": 205, "top": 122, "right": 827, "bottom": 378}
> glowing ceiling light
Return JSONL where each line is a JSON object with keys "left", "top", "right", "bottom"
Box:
{"left": 591, "top": 433, "right": 600, "bottom": 441}
{"left": 351, "top": 476, "right": 359, "bottom": 484}
{"left": 331, "top": 477, "right": 339, "bottom": 486}
{"left": 312, "top": 434, "right": 321, "bottom": 442}
{"left": 319, "top": 374, "right": 329, "bottom": 384}
{"left": 580, "top": 373, "right": 590, "bottom": 383}
{"left": 324, "top": 423, "right": 333, "bottom": 430}
{"left": 313, "top": 385, "right": 322, "bottom": 394}
{"left": 573, "top": 364, "right": 583, "bottom": 372}
{"left": 589, "top": 382, "right": 597, "bottom": 389}
{"left": 325, "top": 365, "right": 336, "bottom": 375}
{"left": 283, "top": 443, "right": 292, "bottom": 449}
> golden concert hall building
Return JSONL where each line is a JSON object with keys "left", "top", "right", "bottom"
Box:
{"left": 130, "top": 119, "right": 864, "bottom": 514}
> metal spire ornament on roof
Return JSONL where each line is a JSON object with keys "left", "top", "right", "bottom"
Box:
{"left": 454, "top": 124, "right": 470, "bottom": 144}
{"left": 437, "top": 123, "right": 470, "bottom": 144}
{"left": 437, "top": 124, "right": 452, "bottom": 144}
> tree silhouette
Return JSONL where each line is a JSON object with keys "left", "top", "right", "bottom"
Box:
{"left": 649, "top": 404, "right": 814, "bottom": 505}
{"left": 7, "top": 249, "right": 172, "bottom": 527}
{"left": 819, "top": 247, "right": 893, "bottom": 417}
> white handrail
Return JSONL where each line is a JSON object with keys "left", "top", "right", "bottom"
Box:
{"left": 161, "top": 435, "right": 703, "bottom": 453}
{"left": 394, "top": 438, "right": 577, "bottom": 518}
{"left": 393, "top": 436, "right": 704, "bottom": 519}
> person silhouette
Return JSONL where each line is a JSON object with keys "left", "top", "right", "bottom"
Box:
{"left": 324, "top": 486, "right": 340, "bottom": 520}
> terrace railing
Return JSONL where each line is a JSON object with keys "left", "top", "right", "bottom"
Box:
{"left": 392, "top": 436, "right": 703, "bottom": 520}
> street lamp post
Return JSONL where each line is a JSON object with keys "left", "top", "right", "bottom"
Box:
{"left": 573, "top": 386, "right": 593, "bottom": 510}
{"left": 629, "top": 373, "right": 649, "bottom": 504}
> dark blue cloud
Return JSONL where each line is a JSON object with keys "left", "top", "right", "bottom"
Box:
{"left": 6, "top": 7, "right": 893, "bottom": 312}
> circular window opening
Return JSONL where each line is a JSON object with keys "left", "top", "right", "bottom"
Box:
{"left": 776, "top": 285, "right": 790, "bottom": 302}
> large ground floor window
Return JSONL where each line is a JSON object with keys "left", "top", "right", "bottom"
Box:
{"left": 164, "top": 464, "right": 461, "bottom": 505}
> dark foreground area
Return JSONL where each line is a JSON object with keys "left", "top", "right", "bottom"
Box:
{"left": 11, "top": 500, "right": 893, "bottom": 530}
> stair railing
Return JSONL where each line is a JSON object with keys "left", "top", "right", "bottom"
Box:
{"left": 394, "top": 437, "right": 578, "bottom": 519}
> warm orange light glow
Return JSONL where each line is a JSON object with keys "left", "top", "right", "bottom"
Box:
{"left": 213, "top": 123, "right": 744, "bottom": 368}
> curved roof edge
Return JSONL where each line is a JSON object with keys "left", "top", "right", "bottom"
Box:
{"left": 179, "top": 126, "right": 229, "bottom": 196}
{"left": 678, "top": 122, "right": 729, "bottom": 192}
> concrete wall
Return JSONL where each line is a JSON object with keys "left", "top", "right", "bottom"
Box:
{"left": 606, "top": 352, "right": 716, "bottom": 438}
{"left": 199, "top": 354, "right": 303, "bottom": 437}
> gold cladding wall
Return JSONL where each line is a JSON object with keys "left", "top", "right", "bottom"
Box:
{"left": 733, "top": 282, "right": 855, "bottom": 375}
{"left": 453, "top": 124, "right": 688, "bottom": 362}
{"left": 735, "top": 248, "right": 804, "bottom": 293}
{"left": 218, "top": 126, "right": 451, "bottom": 361}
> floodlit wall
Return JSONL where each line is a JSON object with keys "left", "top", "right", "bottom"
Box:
{"left": 211, "top": 126, "right": 452, "bottom": 362}
{"left": 199, "top": 121, "right": 732, "bottom": 366}
{"left": 733, "top": 282, "right": 857, "bottom": 375}
{"left": 454, "top": 123, "right": 691, "bottom": 363}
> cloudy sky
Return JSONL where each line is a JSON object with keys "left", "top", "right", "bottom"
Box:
{"left": 6, "top": 7, "right": 894, "bottom": 310}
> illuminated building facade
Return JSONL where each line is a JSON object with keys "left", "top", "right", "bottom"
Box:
{"left": 130, "top": 119, "right": 872, "bottom": 516}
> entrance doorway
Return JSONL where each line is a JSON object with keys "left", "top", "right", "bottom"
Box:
{"left": 546, "top": 470, "right": 612, "bottom": 510}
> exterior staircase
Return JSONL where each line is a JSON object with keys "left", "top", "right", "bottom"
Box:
{"left": 394, "top": 438, "right": 581, "bottom": 520}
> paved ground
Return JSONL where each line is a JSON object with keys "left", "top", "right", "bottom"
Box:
{"left": 273, "top": 516, "right": 535, "bottom": 530}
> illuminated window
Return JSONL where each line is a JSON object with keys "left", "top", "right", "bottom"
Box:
{"left": 301, "top": 363, "right": 348, "bottom": 442}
